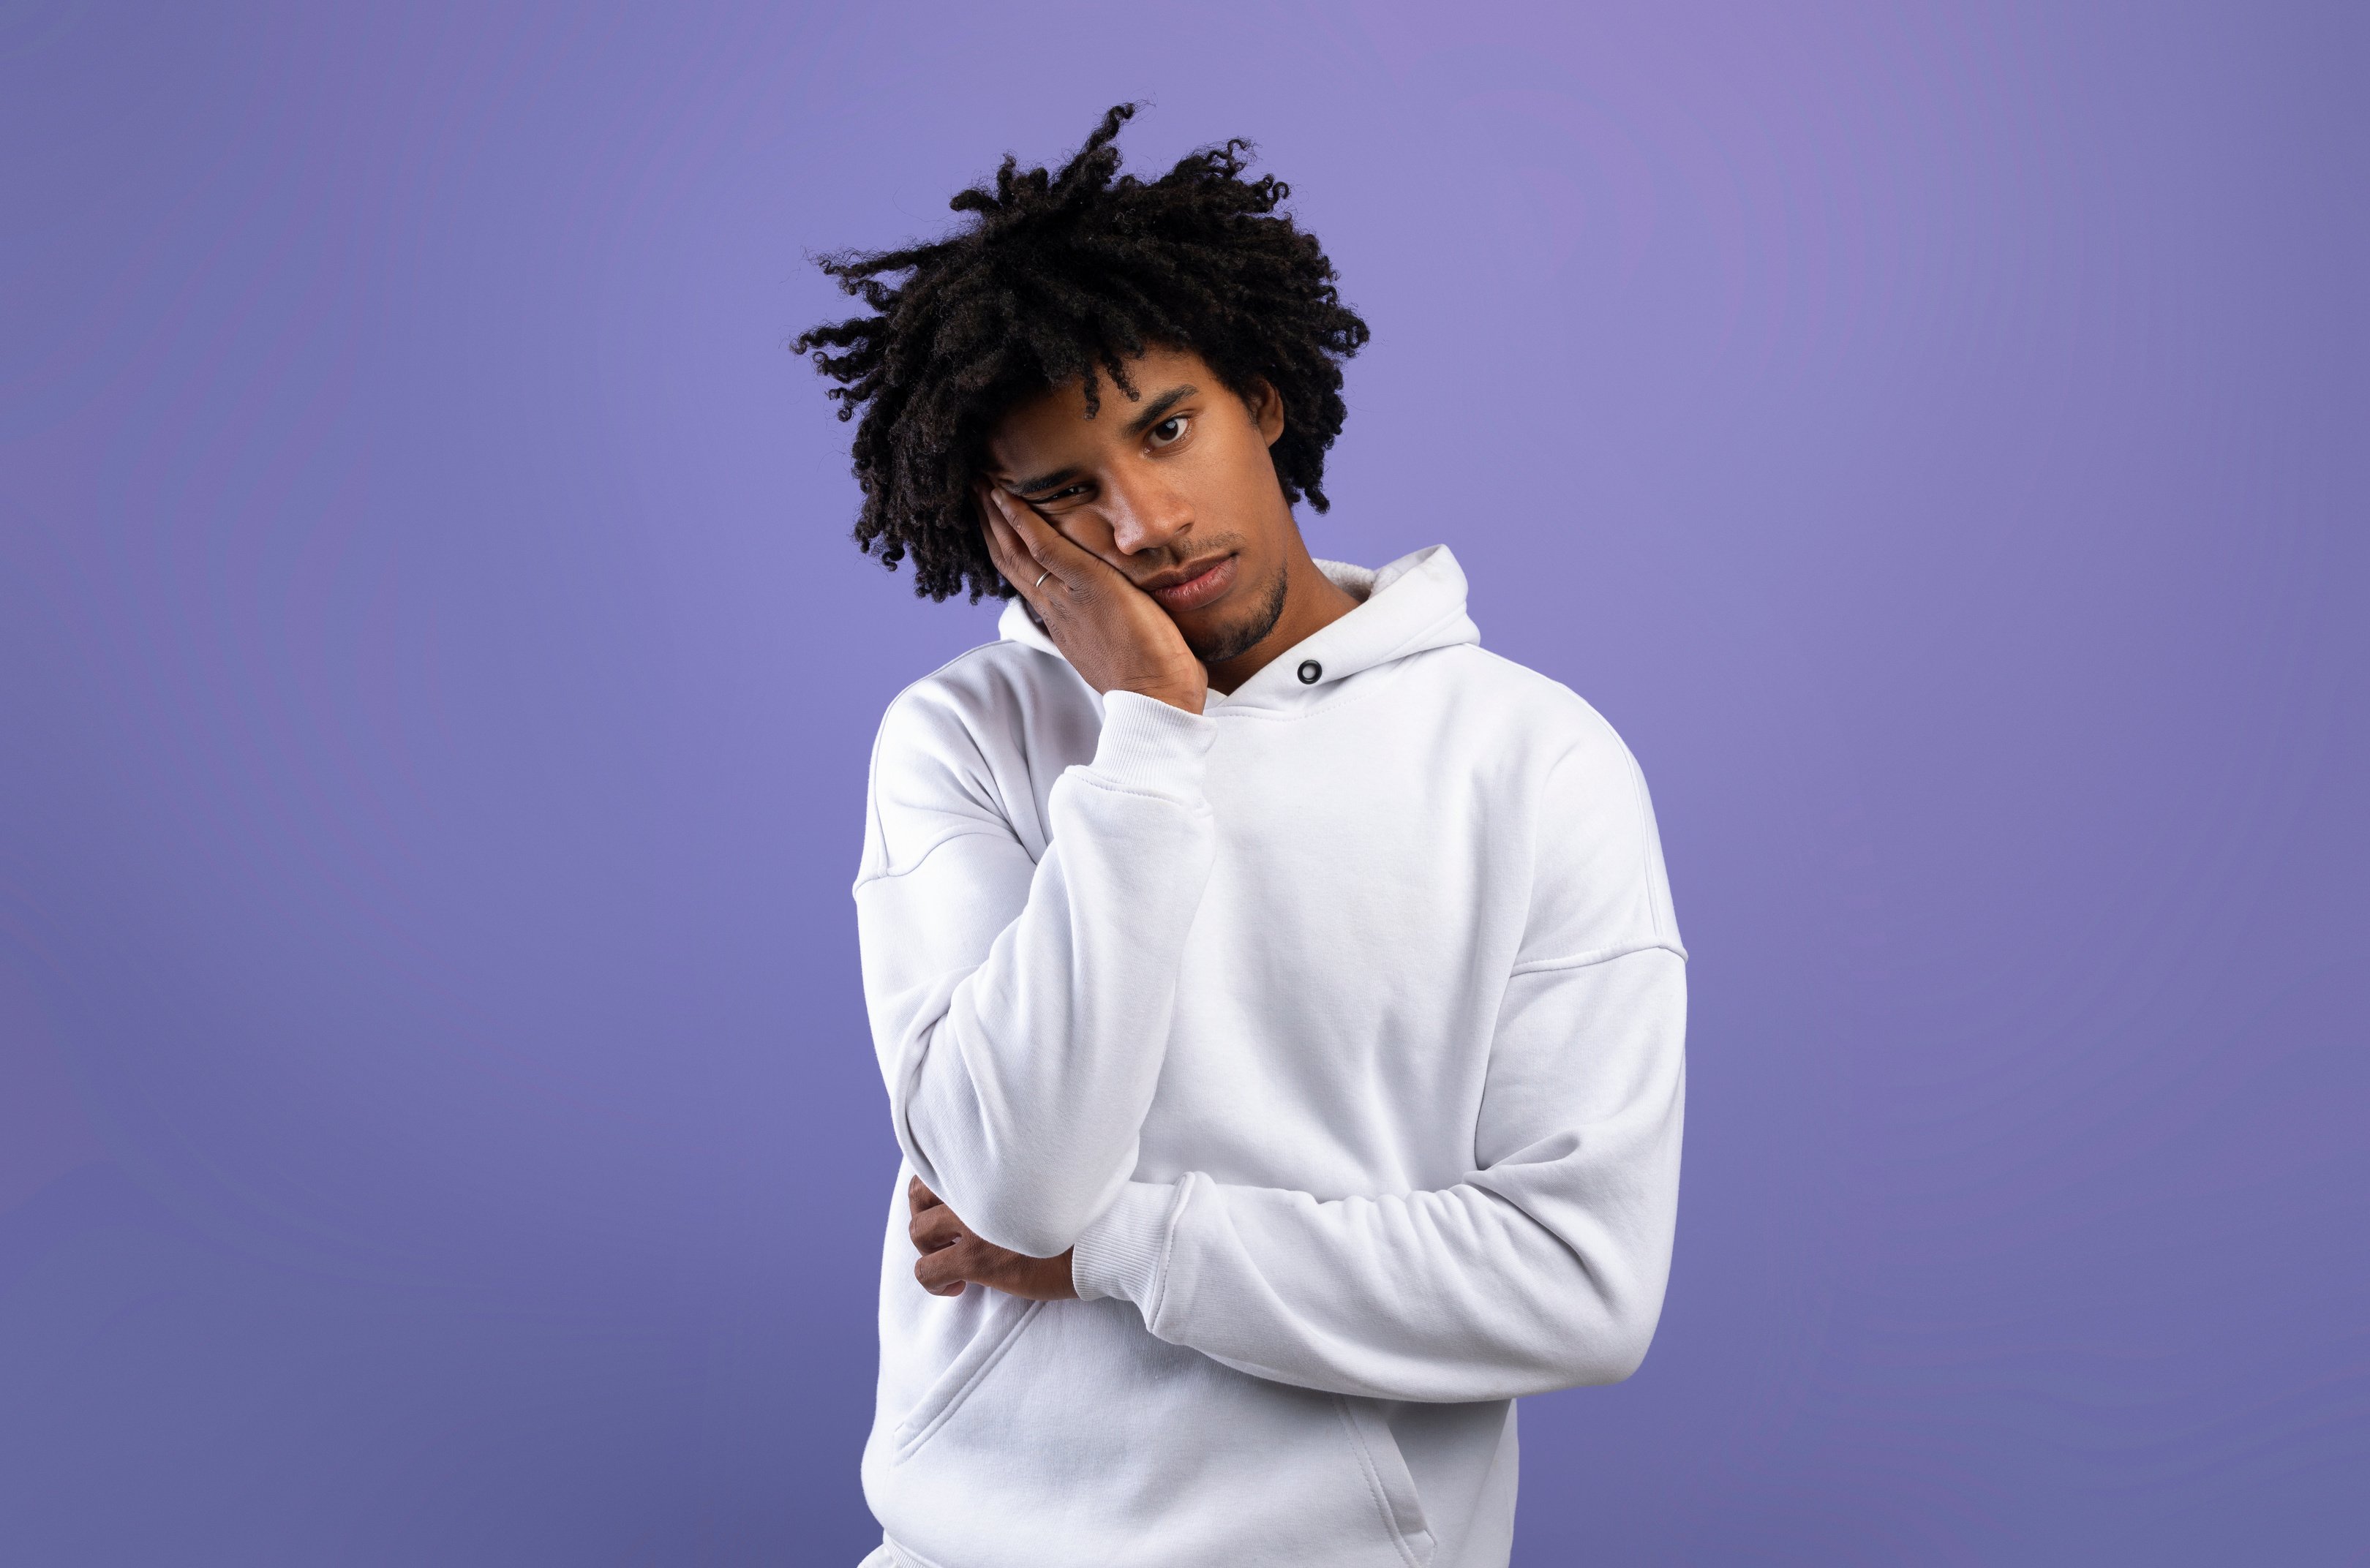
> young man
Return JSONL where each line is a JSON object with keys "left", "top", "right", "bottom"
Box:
{"left": 799, "top": 105, "right": 1686, "bottom": 1568}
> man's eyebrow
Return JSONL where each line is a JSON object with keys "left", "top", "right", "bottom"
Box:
{"left": 1005, "top": 468, "right": 1080, "bottom": 498}
{"left": 1121, "top": 385, "right": 1197, "bottom": 438}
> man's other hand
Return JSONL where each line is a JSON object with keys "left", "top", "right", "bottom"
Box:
{"left": 908, "top": 1175, "right": 1080, "bottom": 1300}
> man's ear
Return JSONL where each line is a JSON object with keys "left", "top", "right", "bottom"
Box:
{"left": 1249, "top": 377, "right": 1286, "bottom": 448}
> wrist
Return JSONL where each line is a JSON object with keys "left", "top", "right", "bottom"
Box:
{"left": 1087, "top": 690, "right": 1217, "bottom": 792}
{"left": 1071, "top": 1180, "right": 1185, "bottom": 1308}
{"left": 1130, "top": 680, "right": 1208, "bottom": 714}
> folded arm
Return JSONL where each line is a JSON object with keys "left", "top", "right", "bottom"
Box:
{"left": 857, "top": 687, "right": 1216, "bottom": 1259}
{"left": 1070, "top": 942, "right": 1688, "bottom": 1403}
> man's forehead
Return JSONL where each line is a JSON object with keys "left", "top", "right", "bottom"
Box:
{"left": 989, "top": 360, "right": 1201, "bottom": 459}
{"left": 985, "top": 388, "right": 1109, "bottom": 468}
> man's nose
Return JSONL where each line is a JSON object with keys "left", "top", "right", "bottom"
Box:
{"left": 1102, "top": 469, "right": 1191, "bottom": 556}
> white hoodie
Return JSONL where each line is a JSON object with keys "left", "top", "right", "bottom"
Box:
{"left": 852, "top": 545, "right": 1685, "bottom": 1568}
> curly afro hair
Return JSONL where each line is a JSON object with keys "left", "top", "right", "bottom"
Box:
{"left": 794, "top": 103, "right": 1372, "bottom": 603}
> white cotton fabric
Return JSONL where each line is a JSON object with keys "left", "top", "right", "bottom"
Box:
{"left": 852, "top": 544, "right": 1686, "bottom": 1568}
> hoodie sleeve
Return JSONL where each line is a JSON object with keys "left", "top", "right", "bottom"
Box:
{"left": 855, "top": 679, "right": 1219, "bottom": 1259}
{"left": 1069, "top": 737, "right": 1688, "bottom": 1403}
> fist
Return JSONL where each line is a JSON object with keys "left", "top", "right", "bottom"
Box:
{"left": 908, "top": 1176, "right": 1079, "bottom": 1301}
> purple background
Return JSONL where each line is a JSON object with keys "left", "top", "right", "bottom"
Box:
{"left": 3, "top": 2, "right": 2363, "bottom": 1563}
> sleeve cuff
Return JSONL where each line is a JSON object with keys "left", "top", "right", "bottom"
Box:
{"left": 1070, "top": 1178, "right": 1186, "bottom": 1308}
{"left": 1086, "top": 690, "right": 1216, "bottom": 795}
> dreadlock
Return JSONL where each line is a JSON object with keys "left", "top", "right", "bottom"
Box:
{"left": 794, "top": 103, "right": 1372, "bottom": 603}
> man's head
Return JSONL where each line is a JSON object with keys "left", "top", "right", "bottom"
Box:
{"left": 796, "top": 104, "right": 1370, "bottom": 611}
{"left": 979, "top": 342, "right": 1295, "bottom": 666}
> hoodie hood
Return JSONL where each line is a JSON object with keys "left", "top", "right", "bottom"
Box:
{"left": 996, "top": 543, "right": 1481, "bottom": 712}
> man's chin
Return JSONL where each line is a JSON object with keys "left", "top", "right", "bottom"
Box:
{"left": 1179, "top": 566, "right": 1290, "bottom": 667}
{"left": 1180, "top": 622, "right": 1254, "bottom": 666}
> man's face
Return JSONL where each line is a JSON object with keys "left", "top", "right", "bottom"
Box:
{"left": 982, "top": 344, "right": 1294, "bottom": 666}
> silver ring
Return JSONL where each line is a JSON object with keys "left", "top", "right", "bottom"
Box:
{"left": 1034, "top": 570, "right": 1051, "bottom": 589}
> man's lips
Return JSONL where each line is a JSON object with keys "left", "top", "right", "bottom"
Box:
{"left": 1142, "top": 554, "right": 1237, "bottom": 611}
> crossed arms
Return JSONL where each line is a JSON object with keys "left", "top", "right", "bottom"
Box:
{"left": 858, "top": 678, "right": 1685, "bottom": 1406}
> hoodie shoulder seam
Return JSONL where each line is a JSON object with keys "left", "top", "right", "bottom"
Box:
{"left": 863, "top": 640, "right": 1064, "bottom": 883}
{"left": 884, "top": 638, "right": 1061, "bottom": 709}
{"left": 1510, "top": 937, "right": 1688, "bottom": 976}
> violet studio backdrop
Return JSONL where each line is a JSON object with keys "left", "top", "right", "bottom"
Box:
{"left": 1, "top": 3, "right": 2363, "bottom": 1564}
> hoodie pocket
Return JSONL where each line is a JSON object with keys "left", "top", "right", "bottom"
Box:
{"left": 892, "top": 1297, "right": 1046, "bottom": 1463}
{"left": 1335, "top": 1397, "right": 1435, "bottom": 1567}
{"left": 872, "top": 1302, "right": 1442, "bottom": 1568}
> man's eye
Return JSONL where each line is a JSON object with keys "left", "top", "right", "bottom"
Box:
{"left": 1150, "top": 415, "right": 1189, "bottom": 445}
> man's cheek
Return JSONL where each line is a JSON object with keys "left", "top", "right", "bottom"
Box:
{"left": 1056, "top": 514, "right": 1119, "bottom": 561}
